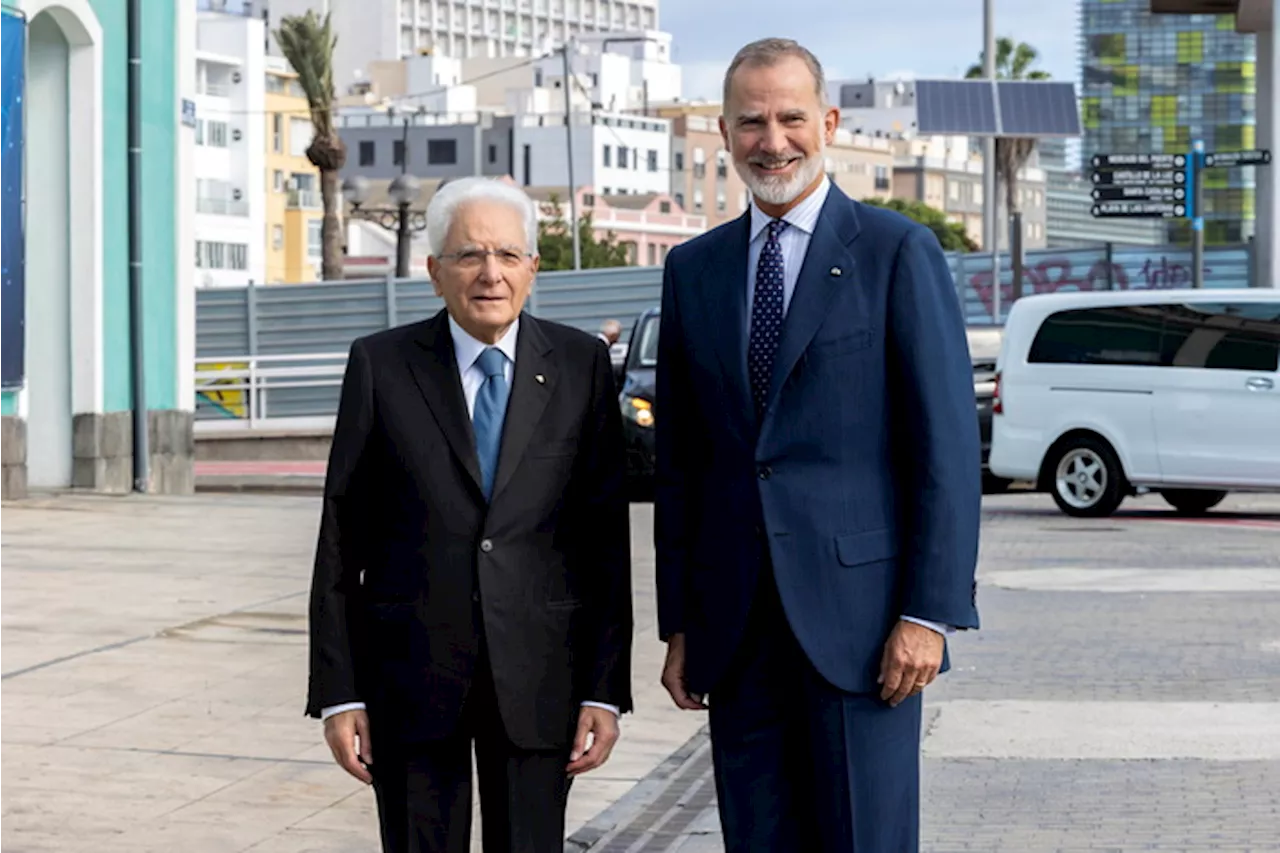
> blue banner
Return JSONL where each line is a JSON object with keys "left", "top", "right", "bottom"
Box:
{"left": 2, "top": 9, "right": 26, "bottom": 390}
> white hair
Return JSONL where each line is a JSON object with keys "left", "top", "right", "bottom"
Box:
{"left": 425, "top": 177, "right": 539, "bottom": 257}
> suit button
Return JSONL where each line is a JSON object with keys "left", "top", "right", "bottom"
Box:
{"left": 480, "top": 539, "right": 493, "bottom": 553}
{"left": 758, "top": 466, "right": 772, "bottom": 480}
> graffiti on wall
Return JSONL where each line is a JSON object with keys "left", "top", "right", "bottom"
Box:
{"left": 967, "top": 253, "right": 1213, "bottom": 321}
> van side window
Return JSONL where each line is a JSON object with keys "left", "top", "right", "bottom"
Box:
{"left": 1028, "top": 306, "right": 1165, "bottom": 366}
{"left": 1160, "top": 302, "right": 1280, "bottom": 372}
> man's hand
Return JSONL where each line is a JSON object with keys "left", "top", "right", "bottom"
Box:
{"left": 567, "top": 706, "right": 620, "bottom": 777}
{"left": 661, "top": 633, "right": 707, "bottom": 711}
{"left": 878, "top": 620, "right": 945, "bottom": 707}
{"left": 324, "top": 709, "right": 373, "bottom": 784}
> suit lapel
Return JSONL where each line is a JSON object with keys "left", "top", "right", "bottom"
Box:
{"left": 408, "top": 310, "right": 483, "bottom": 494}
{"left": 762, "top": 188, "right": 862, "bottom": 417}
{"left": 490, "top": 313, "right": 554, "bottom": 502}
{"left": 690, "top": 212, "right": 754, "bottom": 431}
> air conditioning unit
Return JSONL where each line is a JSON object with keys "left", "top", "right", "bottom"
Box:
{"left": 232, "top": 188, "right": 243, "bottom": 201}
{"left": 231, "top": 128, "right": 242, "bottom": 141}
{"left": 231, "top": 70, "right": 242, "bottom": 84}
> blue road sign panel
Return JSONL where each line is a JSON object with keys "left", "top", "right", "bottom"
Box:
{"left": 997, "top": 81, "right": 1082, "bottom": 136}
{"left": 1092, "top": 200, "right": 1186, "bottom": 218}
{"left": 1091, "top": 168, "right": 1186, "bottom": 187}
{"left": 1203, "top": 149, "right": 1270, "bottom": 168}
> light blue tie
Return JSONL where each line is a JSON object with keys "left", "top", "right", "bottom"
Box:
{"left": 472, "top": 347, "right": 509, "bottom": 501}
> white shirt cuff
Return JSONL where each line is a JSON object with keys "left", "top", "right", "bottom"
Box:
{"left": 320, "top": 701, "right": 366, "bottom": 720}
{"left": 581, "top": 701, "right": 621, "bottom": 716}
{"left": 901, "top": 616, "right": 954, "bottom": 635}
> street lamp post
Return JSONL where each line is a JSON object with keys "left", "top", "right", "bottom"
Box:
{"left": 342, "top": 173, "right": 427, "bottom": 279}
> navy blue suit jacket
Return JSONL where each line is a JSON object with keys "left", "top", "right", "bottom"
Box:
{"left": 654, "top": 184, "right": 982, "bottom": 697}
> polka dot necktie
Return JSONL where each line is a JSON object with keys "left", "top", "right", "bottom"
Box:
{"left": 748, "top": 219, "right": 789, "bottom": 419}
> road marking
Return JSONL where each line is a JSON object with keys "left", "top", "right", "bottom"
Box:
{"left": 983, "top": 567, "right": 1280, "bottom": 593}
{"left": 924, "top": 701, "right": 1280, "bottom": 761}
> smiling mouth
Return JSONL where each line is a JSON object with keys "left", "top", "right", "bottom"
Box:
{"left": 751, "top": 158, "right": 800, "bottom": 174}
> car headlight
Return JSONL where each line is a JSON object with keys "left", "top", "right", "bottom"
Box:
{"left": 621, "top": 395, "right": 655, "bottom": 428}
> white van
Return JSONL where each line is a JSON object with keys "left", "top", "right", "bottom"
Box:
{"left": 988, "top": 288, "right": 1280, "bottom": 517}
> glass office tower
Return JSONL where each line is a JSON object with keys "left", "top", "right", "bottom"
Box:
{"left": 1080, "top": 0, "right": 1257, "bottom": 244}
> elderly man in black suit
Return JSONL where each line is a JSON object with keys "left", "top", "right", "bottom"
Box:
{"left": 305, "top": 176, "right": 634, "bottom": 853}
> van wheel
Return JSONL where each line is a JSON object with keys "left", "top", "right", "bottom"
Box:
{"left": 1161, "top": 489, "right": 1227, "bottom": 515}
{"left": 1048, "top": 436, "right": 1127, "bottom": 518}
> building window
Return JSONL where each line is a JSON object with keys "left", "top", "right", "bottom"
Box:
{"left": 617, "top": 146, "right": 628, "bottom": 169}
{"left": 716, "top": 191, "right": 726, "bottom": 213}
{"left": 428, "top": 138, "right": 458, "bottom": 165}
{"left": 582, "top": 193, "right": 595, "bottom": 206}
{"left": 199, "top": 120, "right": 228, "bottom": 147}
{"left": 674, "top": 151, "right": 684, "bottom": 171}
{"left": 693, "top": 188, "right": 704, "bottom": 212}
{"left": 647, "top": 243, "right": 657, "bottom": 265}
{"left": 289, "top": 117, "right": 311, "bottom": 157}
{"left": 659, "top": 200, "right": 671, "bottom": 213}
{"left": 308, "top": 219, "right": 323, "bottom": 258}
{"left": 394, "top": 139, "right": 406, "bottom": 167}
{"left": 715, "top": 150, "right": 727, "bottom": 179}
{"left": 196, "top": 240, "right": 249, "bottom": 270}
{"left": 648, "top": 149, "right": 658, "bottom": 172}
{"left": 359, "top": 140, "right": 376, "bottom": 166}
{"left": 488, "top": 143, "right": 498, "bottom": 164}
{"left": 272, "top": 114, "right": 283, "bottom": 153}
{"left": 272, "top": 225, "right": 284, "bottom": 251}
{"left": 273, "top": 170, "right": 285, "bottom": 192}
{"left": 603, "top": 145, "right": 612, "bottom": 167}
{"left": 674, "top": 192, "right": 684, "bottom": 208}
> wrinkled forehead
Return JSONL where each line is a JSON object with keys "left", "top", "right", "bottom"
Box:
{"left": 446, "top": 200, "right": 528, "bottom": 250}
{"left": 726, "top": 57, "right": 823, "bottom": 117}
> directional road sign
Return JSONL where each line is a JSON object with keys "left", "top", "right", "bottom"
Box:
{"left": 1091, "top": 153, "right": 1187, "bottom": 169}
{"left": 1091, "top": 201, "right": 1187, "bottom": 218}
{"left": 1090, "top": 168, "right": 1185, "bottom": 187}
{"left": 1203, "top": 149, "right": 1271, "bottom": 168}
{"left": 1091, "top": 186, "right": 1186, "bottom": 202}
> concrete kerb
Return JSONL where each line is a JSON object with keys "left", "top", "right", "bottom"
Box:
{"left": 565, "top": 725, "right": 712, "bottom": 852}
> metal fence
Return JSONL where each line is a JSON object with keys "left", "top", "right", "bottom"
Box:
{"left": 194, "top": 242, "right": 1256, "bottom": 426}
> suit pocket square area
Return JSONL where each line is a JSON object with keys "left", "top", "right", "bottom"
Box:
{"left": 809, "top": 328, "right": 874, "bottom": 358}
{"left": 834, "top": 528, "right": 899, "bottom": 567}
{"left": 528, "top": 438, "right": 579, "bottom": 459}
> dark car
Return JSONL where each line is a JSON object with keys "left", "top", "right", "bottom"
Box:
{"left": 617, "top": 307, "right": 660, "bottom": 498}
{"left": 967, "top": 325, "right": 1010, "bottom": 493}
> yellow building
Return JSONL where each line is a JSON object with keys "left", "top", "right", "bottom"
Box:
{"left": 263, "top": 57, "right": 322, "bottom": 283}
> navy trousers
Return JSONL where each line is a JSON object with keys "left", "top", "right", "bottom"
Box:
{"left": 707, "top": 565, "right": 923, "bottom": 853}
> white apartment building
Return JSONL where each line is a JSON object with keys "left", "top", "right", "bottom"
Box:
{"left": 511, "top": 111, "right": 670, "bottom": 196}
{"left": 262, "top": 0, "right": 659, "bottom": 95}
{"left": 194, "top": 10, "right": 267, "bottom": 287}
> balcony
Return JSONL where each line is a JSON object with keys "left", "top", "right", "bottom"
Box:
{"left": 288, "top": 188, "right": 321, "bottom": 209}
{"left": 197, "top": 196, "right": 250, "bottom": 216}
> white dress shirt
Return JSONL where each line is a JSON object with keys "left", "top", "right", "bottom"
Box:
{"left": 746, "top": 177, "right": 952, "bottom": 638}
{"left": 322, "top": 316, "right": 620, "bottom": 721}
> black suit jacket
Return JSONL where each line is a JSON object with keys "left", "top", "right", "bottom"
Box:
{"left": 305, "top": 309, "right": 633, "bottom": 750}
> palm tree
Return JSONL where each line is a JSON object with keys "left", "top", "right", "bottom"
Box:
{"left": 274, "top": 11, "right": 345, "bottom": 281}
{"left": 965, "top": 38, "right": 1051, "bottom": 236}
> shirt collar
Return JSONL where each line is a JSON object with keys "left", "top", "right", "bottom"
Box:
{"left": 448, "top": 314, "right": 520, "bottom": 371}
{"left": 749, "top": 173, "right": 831, "bottom": 243}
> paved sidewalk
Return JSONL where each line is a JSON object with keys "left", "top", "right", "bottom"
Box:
{"left": 4, "top": 489, "right": 1280, "bottom": 851}
{"left": 1, "top": 492, "right": 702, "bottom": 852}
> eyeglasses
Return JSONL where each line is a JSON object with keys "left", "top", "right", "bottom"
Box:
{"left": 437, "top": 248, "right": 534, "bottom": 269}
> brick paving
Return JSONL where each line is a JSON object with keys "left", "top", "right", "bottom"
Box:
{"left": 566, "top": 491, "right": 1280, "bottom": 853}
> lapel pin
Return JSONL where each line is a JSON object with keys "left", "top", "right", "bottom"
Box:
{"left": 535, "top": 374, "right": 546, "bottom": 384}
{"left": 830, "top": 266, "right": 843, "bottom": 277}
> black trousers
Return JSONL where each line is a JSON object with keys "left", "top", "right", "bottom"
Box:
{"left": 370, "top": 650, "right": 574, "bottom": 853}
{"left": 707, "top": 564, "right": 923, "bottom": 853}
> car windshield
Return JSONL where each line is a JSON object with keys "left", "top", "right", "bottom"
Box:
{"left": 636, "top": 316, "right": 660, "bottom": 367}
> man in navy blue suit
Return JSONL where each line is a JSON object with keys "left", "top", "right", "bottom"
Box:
{"left": 654, "top": 38, "right": 982, "bottom": 852}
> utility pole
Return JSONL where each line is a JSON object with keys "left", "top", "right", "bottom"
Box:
{"left": 982, "top": 0, "right": 1000, "bottom": 322}
{"left": 561, "top": 39, "right": 581, "bottom": 270}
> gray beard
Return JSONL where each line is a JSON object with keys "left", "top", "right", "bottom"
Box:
{"left": 736, "top": 147, "right": 826, "bottom": 206}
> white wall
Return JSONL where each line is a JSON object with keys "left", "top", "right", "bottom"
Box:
{"left": 26, "top": 14, "right": 73, "bottom": 487}
{"left": 512, "top": 115, "right": 669, "bottom": 195}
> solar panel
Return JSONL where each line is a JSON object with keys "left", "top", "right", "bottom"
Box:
{"left": 997, "top": 81, "right": 1082, "bottom": 136}
{"left": 915, "top": 80, "right": 998, "bottom": 135}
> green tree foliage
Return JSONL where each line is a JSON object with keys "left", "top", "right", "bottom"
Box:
{"left": 861, "top": 197, "right": 978, "bottom": 252}
{"left": 536, "top": 195, "right": 632, "bottom": 270}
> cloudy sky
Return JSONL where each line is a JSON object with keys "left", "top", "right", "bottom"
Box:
{"left": 662, "top": 0, "right": 1080, "bottom": 102}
